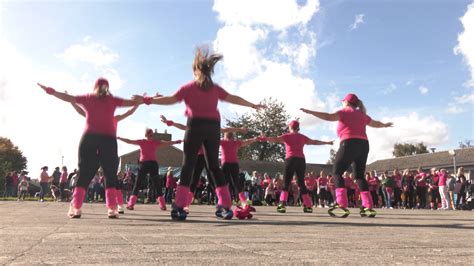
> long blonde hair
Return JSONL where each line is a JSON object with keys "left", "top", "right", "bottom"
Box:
{"left": 192, "top": 46, "right": 223, "bottom": 91}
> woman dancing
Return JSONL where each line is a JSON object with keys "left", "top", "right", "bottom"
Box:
{"left": 301, "top": 93, "right": 392, "bottom": 218}
{"left": 138, "top": 47, "right": 264, "bottom": 220}
{"left": 117, "top": 128, "right": 181, "bottom": 211}
{"left": 37, "top": 78, "right": 141, "bottom": 218}
{"left": 259, "top": 120, "right": 333, "bottom": 213}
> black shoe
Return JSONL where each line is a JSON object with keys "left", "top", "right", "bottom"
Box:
{"left": 215, "top": 205, "right": 233, "bottom": 220}
{"left": 170, "top": 204, "right": 187, "bottom": 221}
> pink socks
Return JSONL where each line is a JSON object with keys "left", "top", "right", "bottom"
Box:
{"left": 71, "top": 187, "right": 86, "bottom": 209}
{"left": 186, "top": 191, "right": 194, "bottom": 207}
{"left": 127, "top": 195, "right": 138, "bottom": 208}
{"left": 280, "top": 191, "right": 289, "bottom": 203}
{"left": 335, "top": 188, "right": 348, "bottom": 208}
{"left": 157, "top": 196, "right": 166, "bottom": 210}
{"left": 175, "top": 185, "right": 190, "bottom": 208}
{"left": 116, "top": 189, "right": 124, "bottom": 206}
{"left": 360, "top": 191, "right": 373, "bottom": 209}
{"left": 105, "top": 188, "right": 117, "bottom": 209}
{"left": 302, "top": 194, "right": 313, "bottom": 208}
{"left": 215, "top": 185, "right": 232, "bottom": 209}
{"left": 238, "top": 192, "right": 247, "bottom": 206}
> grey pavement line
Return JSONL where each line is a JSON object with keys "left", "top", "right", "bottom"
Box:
{"left": 7, "top": 223, "right": 65, "bottom": 265}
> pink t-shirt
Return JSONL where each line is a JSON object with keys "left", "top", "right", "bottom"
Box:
{"left": 166, "top": 172, "right": 176, "bottom": 189}
{"left": 281, "top": 132, "right": 309, "bottom": 159}
{"left": 392, "top": 174, "right": 402, "bottom": 188}
{"left": 318, "top": 177, "right": 328, "bottom": 187}
{"left": 60, "top": 171, "right": 68, "bottom": 184}
{"left": 305, "top": 177, "right": 317, "bottom": 191}
{"left": 416, "top": 172, "right": 427, "bottom": 187}
{"left": 220, "top": 139, "right": 243, "bottom": 164}
{"left": 75, "top": 94, "right": 124, "bottom": 136}
{"left": 173, "top": 81, "right": 229, "bottom": 121}
{"left": 439, "top": 173, "right": 447, "bottom": 186}
{"left": 136, "top": 139, "right": 162, "bottom": 162}
{"left": 336, "top": 107, "right": 371, "bottom": 141}
{"left": 368, "top": 176, "right": 378, "bottom": 191}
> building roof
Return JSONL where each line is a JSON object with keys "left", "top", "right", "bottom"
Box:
{"left": 119, "top": 145, "right": 184, "bottom": 168}
{"left": 367, "top": 148, "right": 474, "bottom": 172}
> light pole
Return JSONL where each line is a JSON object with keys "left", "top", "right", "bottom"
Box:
{"left": 448, "top": 149, "right": 456, "bottom": 176}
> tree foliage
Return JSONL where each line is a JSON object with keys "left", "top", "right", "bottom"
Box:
{"left": 392, "top": 142, "right": 429, "bottom": 157}
{"left": 225, "top": 98, "right": 289, "bottom": 162}
{"left": 0, "top": 137, "right": 28, "bottom": 191}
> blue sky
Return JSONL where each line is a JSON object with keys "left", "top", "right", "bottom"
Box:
{"left": 0, "top": 0, "right": 473, "bottom": 175}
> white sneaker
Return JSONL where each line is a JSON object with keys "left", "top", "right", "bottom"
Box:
{"left": 118, "top": 205, "right": 125, "bottom": 214}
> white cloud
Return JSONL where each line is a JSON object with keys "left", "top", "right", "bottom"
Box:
{"left": 58, "top": 36, "right": 119, "bottom": 67}
{"left": 213, "top": 0, "right": 323, "bottom": 121}
{"left": 454, "top": 92, "right": 474, "bottom": 104}
{"left": 454, "top": 3, "right": 474, "bottom": 87}
{"left": 0, "top": 29, "right": 129, "bottom": 175}
{"left": 367, "top": 112, "right": 449, "bottom": 163}
{"left": 446, "top": 91, "right": 474, "bottom": 114}
{"left": 383, "top": 83, "right": 397, "bottom": 94}
{"left": 446, "top": 105, "right": 464, "bottom": 114}
{"left": 419, "top": 85, "right": 429, "bottom": 95}
{"left": 349, "top": 14, "right": 365, "bottom": 31}
{"left": 213, "top": 0, "right": 319, "bottom": 31}
{"left": 405, "top": 80, "right": 413, "bottom": 86}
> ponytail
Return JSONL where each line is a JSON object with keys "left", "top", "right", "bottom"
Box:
{"left": 357, "top": 100, "right": 367, "bottom": 114}
{"left": 193, "top": 46, "right": 223, "bottom": 91}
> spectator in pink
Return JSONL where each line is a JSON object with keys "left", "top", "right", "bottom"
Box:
{"left": 165, "top": 167, "right": 176, "bottom": 204}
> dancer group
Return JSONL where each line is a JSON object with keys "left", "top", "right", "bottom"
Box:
{"left": 37, "top": 46, "right": 392, "bottom": 220}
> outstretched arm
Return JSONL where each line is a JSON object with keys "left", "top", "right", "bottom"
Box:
{"left": 224, "top": 94, "right": 266, "bottom": 110}
{"left": 160, "top": 140, "right": 183, "bottom": 146}
{"left": 115, "top": 104, "right": 139, "bottom": 122}
{"left": 368, "top": 119, "right": 393, "bottom": 128}
{"left": 300, "top": 108, "right": 339, "bottom": 122}
{"left": 117, "top": 137, "right": 139, "bottom": 145}
{"left": 307, "top": 139, "right": 334, "bottom": 146}
{"left": 37, "top": 83, "right": 75, "bottom": 103}
{"left": 241, "top": 137, "right": 259, "bottom": 147}
{"left": 160, "top": 115, "right": 188, "bottom": 130}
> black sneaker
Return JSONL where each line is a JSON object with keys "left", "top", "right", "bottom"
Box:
{"left": 170, "top": 204, "right": 187, "bottom": 221}
{"left": 215, "top": 205, "right": 233, "bottom": 220}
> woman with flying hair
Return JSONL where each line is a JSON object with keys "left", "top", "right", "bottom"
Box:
{"left": 138, "top": 47, "right": 264, "bottom": 220}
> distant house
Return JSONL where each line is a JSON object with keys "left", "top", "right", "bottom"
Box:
{"left": 367, "top": 148, "right": 474, "bottom": 177}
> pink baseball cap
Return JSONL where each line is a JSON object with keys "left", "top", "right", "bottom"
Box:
{"left": 288, "top": 120, "right": 300, "bottom": 129}
{"left": 94, "top": 77, "right": 109, "bottom": 89}
{"left": 342, "top": 93, "right": 359, "bottom": 105}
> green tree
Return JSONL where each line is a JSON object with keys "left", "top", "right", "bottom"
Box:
{"left": 225, "top": 97, "right": 289, "bottom": 162}
{"left": 392, "top": 142, "right": 429, "bottom": 157}
{"left": 0, "top": 137, "right": 28, "bottom": 193}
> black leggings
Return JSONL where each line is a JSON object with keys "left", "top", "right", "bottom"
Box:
{"left": 333, "top": 139, "right": 369, "bottom": 191}
{"left": 190, "top": 154, "right": 214, "bottom": 193}
{"left": 283, "top": 157, "right": 308, "bottom": 195}
{"left": 404, "top": 189, "right": 414, "bottom": 208}
{"left": 416, "top": 186, "right": 427, "bottom": 208}
{"left": 430, "top": 188, "right": 440, "bottom": 205}
{"left": 223, "top": 163, "right": 243, "bottom": 194}
{"left": 76, "top": 133, "right": 118, "bottom": 189}
{"left": 180, "top": 119, "right": 226, "bottom": 188}
{"left": 132, "top": 161, "right": 163, "bottom": 197}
